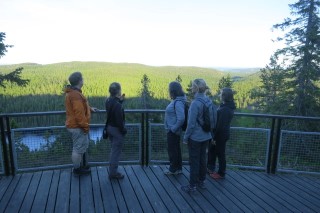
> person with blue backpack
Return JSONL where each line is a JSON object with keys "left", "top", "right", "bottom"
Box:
{"left": 164, "top": 81, "right": 187, "bottom": 175}
{"left": 181, "top": 79, "right": 217, "bottom": 193}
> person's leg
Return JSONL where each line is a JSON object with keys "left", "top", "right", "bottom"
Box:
{"left": 108, "top": 126, "right": 124, "bottom": 177}
{"left": 217, "top": 139, "right": 227, "bottom": 176}
{"left": 199, "top": 140, "right": 209, "bottom": 182}
{"left": 81, "top": 152, "right": 89, "bottom": 168}
{"left": 68, "top": 128, "right": 90, "bottom": 175}
{"left": 166, "top": 132, "right": 182, "bottom": 174}
{"left": 188, "top": 140, "right": 201, "bottom": 187}
{"left": 207, "top": 142, "right": 217, "bottom": 173}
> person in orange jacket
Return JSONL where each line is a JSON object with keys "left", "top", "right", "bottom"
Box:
{"left": 65, "top": 72, "right": 97, "bottom": 175}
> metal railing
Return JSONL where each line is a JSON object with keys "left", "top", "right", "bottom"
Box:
{"left": 0, "top": 110, "right": 320, "bottom": 176}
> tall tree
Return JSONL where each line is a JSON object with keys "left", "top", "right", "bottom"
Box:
{"left": 138, "top": 74, "right": 154, "bottom": 109}
{"left": 257, "top": 0, "right": 320, "bottom": 116}
{"left": 0, "top": 32, "right": 29, "bottom": 88}
{"left": 218, "top": 74, "right": 233, "bottom": 90}
{"left": 175, "top": 74, "right": 182, "bottom": 83}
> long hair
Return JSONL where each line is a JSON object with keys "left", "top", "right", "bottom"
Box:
{"left": 169, "top": 81, "right": 185, "bottom": 99}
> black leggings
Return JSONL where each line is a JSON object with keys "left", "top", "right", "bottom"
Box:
{"left": 207, "top": 139, "right": 227, "bottom": 176}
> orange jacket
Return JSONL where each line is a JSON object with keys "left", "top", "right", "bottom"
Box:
{"left": 65, "top": 87, "right": 91, "bottom": 133}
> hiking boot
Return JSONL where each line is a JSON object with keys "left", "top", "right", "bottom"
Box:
{"left": 210, "top": 172, "right": 225, "bottom": 179}
{"left": 73, "top": 167, "right": 91, "bottom": 175}
{"left": 197, "top": 181, "right": 206, "bottom": 189}
{"left": 181, "top": 185, "right": 197, "bottom": 193}
{"left": 164, "top": 169, "right": 182, "bottom": 175}
{"left": 109, "top": 172, "right": 125, "bottom": 180}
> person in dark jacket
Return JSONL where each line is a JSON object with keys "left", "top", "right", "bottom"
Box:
{"left": 207, "top": 87, "right": 236, "bottom": 179}
{"left": 105, "top": 82, "right": 126, "bottom": 179}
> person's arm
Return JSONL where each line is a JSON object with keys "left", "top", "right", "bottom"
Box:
{"left": 183, "top": 101, "right": 199, "bottom": 143}
{"left": 171, "top": 101, "right": 185, "bottom": 133}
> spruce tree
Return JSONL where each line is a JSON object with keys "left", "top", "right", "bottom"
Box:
{"left": 0, "top": 32, "right": 29, "bottom": 88}
{"left": 139, "top": 74, "right": 154, "bottom": 109}
{"left": 257, "top": 0, "right": 320, "bottom": 116}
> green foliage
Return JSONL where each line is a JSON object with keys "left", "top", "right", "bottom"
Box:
{"left": 175, "top": 74, "right": 182, "bottom": 83}
{"left": 0, "top": 32, "right": 29, "bottom": 89}
{"left": 138, "top": 74, "right": 154, "bottom": 109}
{"left": 218, "top": 74, "right": 233, "bottom": 90}
{"left": 256, "top": 0, "right": 320, "bottom": 116}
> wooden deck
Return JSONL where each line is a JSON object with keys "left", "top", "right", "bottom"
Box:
{"left": 0, "top": 165, "right": 319, "bottom": 213}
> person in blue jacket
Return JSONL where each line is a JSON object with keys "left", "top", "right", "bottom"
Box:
{"left": 181, "top": 79, "right": 214, "bottom": 192}
{"left": 208, "top": 88, "right": 236, "bottom": 179}
{"left": 164, "top": 81, "right": 186, "bottom": 175}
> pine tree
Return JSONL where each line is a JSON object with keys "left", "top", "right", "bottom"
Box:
{"left": 257, "top": 0, "right": 320, "bottom": 116}
{"left": 218, "top": 74, "right": 233, "bottom": 90}
{"left": 138, "top": 74, "right": 154, "bottom": 109}
{"left": 175, "top": 74, "right": 182, "bottom": 83}
{"left": 185, "top": 80, "right": 194, "bottom": 102}
{"left": 0, "top": 32, "right": 29, "bottom": 88}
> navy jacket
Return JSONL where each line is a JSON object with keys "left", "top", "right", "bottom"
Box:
{"left": 214, "top": 101, "right": 236, "bottom": 142}
{"left": 105, "top": 97, "right": 126, "bottom": 134}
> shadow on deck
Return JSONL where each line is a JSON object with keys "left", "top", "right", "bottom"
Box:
{"left": 0, "top": 165, "right": 320, "bottom": 213}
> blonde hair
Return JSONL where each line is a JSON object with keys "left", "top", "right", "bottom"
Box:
{"left": 192, "top": 79, "right": 208, "bottom": 93}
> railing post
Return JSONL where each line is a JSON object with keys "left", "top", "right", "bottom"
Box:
{"left": 266, "top": 118, "right": 275, "bottom": 173}
{"left": 140, "top": 112, "right": 145, "bottom": 166}
{"left": 270, "top": 118, "right": 282, "bottom": 174}
{"left": 145, "top": 111, "right": 149, "bottom": 166}
{"left": 6, "top": 117, "right": 15, "bottom": 175}
{"left": 0, "top": 116, "right": 10, "bottom": 175}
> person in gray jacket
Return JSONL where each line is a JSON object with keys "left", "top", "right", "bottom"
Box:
{"left": 164, "top": 81, "right": 187, "bottom": 175}
{"left": 181, "top": 79, "right": 214, "bottom": 193}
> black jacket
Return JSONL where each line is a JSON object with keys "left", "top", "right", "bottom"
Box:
{"left": 214, "top": 101, "right": 236, "bottom": 141}
{"left": 105, "top": 97, "right": 126, "bottom": 134}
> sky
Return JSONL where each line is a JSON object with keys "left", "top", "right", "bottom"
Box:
{"left": 0, "top": 0, "right": 293, "bottom": 68}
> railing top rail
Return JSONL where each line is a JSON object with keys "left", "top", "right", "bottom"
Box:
{"left": 1, "top": 110, "right": 320, "bottom": 121}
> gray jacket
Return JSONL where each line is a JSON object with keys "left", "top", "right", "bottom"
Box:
{"left": 164, "top": 96, "right": 186, "bottom": 135}
{"left": 183, "top": 93, "right": 213, "bottom": 142}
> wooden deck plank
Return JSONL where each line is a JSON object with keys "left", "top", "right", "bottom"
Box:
{"left": 132, "top": 166, "right": 169, "bottom": 213}
{"left": 80, "top": 171, "right": 95, "bottom": 213}
{"left": 31, "top": 170, "right": 54, "bottom": 213}
{"left": 279, "top": 174, "right": 320, "bottom": 197}
{"left": 205, "top": 172, "right": 265, "bottom": 212}
{"left": 143, "top": 166, "right": 180, "bottom": 212}
{"left": 69, "top": 171, "right": 80, "bottom": 213}
{"left": 96, "top": 166, "right": 118, "bottom": 211}
{"left": 0, "top": 176, "right": 13, "bottom": 202}
{"left": 228, "top": 171, "right": 284, "bottom": 212}
{"left": 1, "top": 166, "right": 319, "bottom": 213}
{"left": 124, "top": 166, "right": 155, "bottom": 213}
{"left": 91, "top": 167, "right": 105, "bottom": 213}
{"left": 45, "top": 170, "right": 61, "bottom": 213}
{"left": 180, "top": 166, "right": 229, "bottom": 213}
{"left": 54, "top": 169, "right": 71, "bottom": 213}
{"left": 4, "top": 173, "right": 32, "bottom": 213}
{"left": 183, "top": 166, "right": 252, "bottom": 212}
{"left": 226, "top": 171, "right": 274, "bottom": 212}
{"left": 157, "top": 166, "right": 204, "bottom": 213}
{"left": 19, "top": 171, "right": 42, "bottom": 213}
{"left": 0, "top": 174, "right": 21, "bottom": 212}
{"left": 116, "top": 166, "right": 143, "bottom": 212}
{"left": 236, "top": 172, "right": 305, "bottom": 212}
{"left": 107, "top": 167, "right": 128, "bottom": 213}
{"left": 150, "top": 165, "right": 195, "bottom": 213}
{"left": 164, "top": 166, "right": 218, "bottom": 212}
{"left": 260, "top": 173, "right": 319, "bottom": 211}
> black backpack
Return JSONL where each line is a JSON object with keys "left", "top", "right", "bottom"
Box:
{"left": 197, "top": 98, "right": 217, "bottom": 132}
{"left": 174, "top": 100, "right": 189, "bottom": 131}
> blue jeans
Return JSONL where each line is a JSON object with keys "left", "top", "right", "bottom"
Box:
{"left": 188, "top": 139, "right": 209, "bottom": 186}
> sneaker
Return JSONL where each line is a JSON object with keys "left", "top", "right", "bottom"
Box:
{"left": 207, "top": 168, "right": 214, "bottom": 175}
{"left": 181, "top": 185, "right": 197, "bottom": 193}
{"left": 210, "top": 172, "right": 225, "bottom": 179}
{"left": 81, "top": 165, "right": 91, "bottom": 171}
{"left": 164, "top": 169, "right": 182, "bottom": 175}
{"left": 109, "top": 172, "right": 125, "bottom": 180}
{"left": 197, "top": 181, "right": 206, "bottom": 189}
{"left": 73, "top": 167, "right": 91, "bottom": 175}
